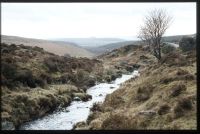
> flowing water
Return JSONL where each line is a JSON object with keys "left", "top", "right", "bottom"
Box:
{"left": 19, "top": 70, "right": 139, "bottom": 130}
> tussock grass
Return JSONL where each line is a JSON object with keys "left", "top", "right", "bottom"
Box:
{"left": 84, "top": 48, "right": 196, "bottom": 130}
{"left": 1, "top": 84, "right": 84, "bottom": 128}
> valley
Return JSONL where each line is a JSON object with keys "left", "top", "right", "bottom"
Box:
{"left": 1, "top": 35, "right": 94, "bottom": 58}
{"left": 1, "top": 34, "right": 197, "bottom": 130}
{"left": 1, "top": 2, "right": 197, "bottom": 131}
{"left": 76, "top": 42, "right": 197, "bottom": 130}
{"left": 1, "top": 41, "right": 139, "bottom": 130}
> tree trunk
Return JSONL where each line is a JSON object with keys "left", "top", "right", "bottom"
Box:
{"left": 157, "top": 37, "right": 162, "bottom": 60}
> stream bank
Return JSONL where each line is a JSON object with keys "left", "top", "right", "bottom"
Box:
{"left": 19, "top": 70, "right": 139, "bottom": 130}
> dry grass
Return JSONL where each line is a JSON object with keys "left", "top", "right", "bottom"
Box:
{"left": 85, "top": 48, "right": 196, "bottom": 130}
{"left": 2, "top": 35, "right": 94, "bottom": 57}
{"left": 1, "top": 84, "right": 82, "bottom": 128}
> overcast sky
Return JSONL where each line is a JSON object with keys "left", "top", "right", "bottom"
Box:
{"left": 1, "top": 3, "right": 196, "bottom": 40}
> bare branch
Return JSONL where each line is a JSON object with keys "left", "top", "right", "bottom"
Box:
{"left": 138, "top": 8, "right": 172, "bottom": 60}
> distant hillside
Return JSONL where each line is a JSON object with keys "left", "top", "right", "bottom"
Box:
{"left": 85, "top": 34, "right": 196, "bottom": 56}
{"left": 1, "top": 35, "right": 94, "bottom": 58}
{"left": 51, "top": 37, "right": 125, "bottom": 47}
{"left": 85, "top": 40, "right": 140, "bottom": 56}
{"left": 162, "top": 34, "right": 196, "bottom": 43}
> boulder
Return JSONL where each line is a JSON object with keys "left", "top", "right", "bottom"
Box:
{"left": 1, "top": 121, "right": 15, "bottom": 130}
{"left": 73, "top": 93, "right": 92, "bottom": 102}
{"left": 126, "top": 66, "right": 133, "bottom": 72}
{"left": 73, "top": 97, "right": 81, "bottom": 101}
{"left": 86, "top": 77, "right": 96, "bottom": 87}
{"left": 111, "top": 74, "right": 117, "bottom": 81}
{"left": 132, "top": 64, "right": 140, "bottom": 70}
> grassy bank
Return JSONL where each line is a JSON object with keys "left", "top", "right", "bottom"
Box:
{"left": 1, "top": 43, "right": 131, "bottom": 129}
{"left": 2, "top": 84, "right": 86, "bottom": 129}
{"left": 74, "top": 45, "right": 197, "bottom": 130}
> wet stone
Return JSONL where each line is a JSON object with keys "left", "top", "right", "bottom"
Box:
{"left": 1, "top": 121, "right": 15, "bottom": 130}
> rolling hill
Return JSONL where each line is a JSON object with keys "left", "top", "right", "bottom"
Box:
{"left": 1, "top": 35, "right": 94, "bottom": 58}
{"left": 161, "top": 34, "right": 196, "bottom": 43}
{"left": 51, "top": 37, "right": 126, "bottom": 47}
{"left": 84, "top": 34, "right": 196, "bottom": 56}
{"left": 85, "top": 40, "right": 140, "bottom": 55}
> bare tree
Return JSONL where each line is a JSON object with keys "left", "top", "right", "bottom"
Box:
{"left": 138, "top": 26, "right": 152, "bottom": 51}
{"left": 138, "top": 9, "right": 172, "bottom": 60}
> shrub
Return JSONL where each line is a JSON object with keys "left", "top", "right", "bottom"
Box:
{"left": 126, "top": 65, "right": 133, "bottom": 72}
{"left": 161, "top": 44, "right": 176, "bottom": 54}
{"left": 176, "top": 69, "right": 189, "bottom": 76}
{"left": 64, "top": 53, "right": 71, "bottom": 58}
{"left": 116, "top": 71, "right": 122, "bottom": 77}
{"left": 86, "top": 77, "right": 96, "bottom": 87}
{"left": 32, "top": 46, "right": 44, "bottom": 52}
{"left": 101, "top": 113, "right": 133, "bottom": 129}
{"left": 173, "top": 103, "right": 184, "bottom": 118}
{"left": 73, "top": 121, "right": 86, "bottom": 130}
{"left": 76, "top": 69, "right": 89, "bottom": 82}
{"left": 40, "top": 73, "right": 52, "bottom": 84}
{"left": 1, "top": 48, "right": 10, "bottom": 53}
{"left": 38, "top": 97, "right": 51, "bottom": 109}
{"left": 1, "top": 74, "right": 8, "bottom": 86}
{"left": 71, "top": 62, "right": 78, "bottom": 69}
{"left": 136, "top": 85, "right": 154, "bottom": 102}
{"left": 132, "top": 64, "right": 141, "bottom": 70}
{"left": 44, "top": 57, "right": 58, "bottom": 72}
{"left": 60, "top": 74, "right": 69, "bottom": 84}
{"left": 169, "top": 83, "right": 186, "bottom": 97}
{"left": 179, "top": 36, "right": 195, "bottom": 52}
{"left": 35, "top": 77, "right": 46, "bottom": 88}
{"left": 160, "top": 77, "right": 174, "bottom": 84}
{"left": 14, "top": 69, "right": 36, "bottom": 88}
{"left": 177, "top": 97, "right": 193, "bottom": 110}
{"left": 19, "top": 44, "right": 31, "bottom": 50}
{"left": 160, "top": 52, "right": 187, "bottom": 67}
{"left": 183, "top": 74, "right": 195, "bottom": 80}
{"left": 68, "top": 73, "right": 77, "bottom": 83}
{"left": 15, "top": 94, "right": 29, "bottom": 103}
{"left": 104, "top": 75, "right": 111, "bottom": 83}
{"left": 173, "top": 97, "right": 192, "bottom": 118}
{"left": 89, "top": 119, "right": 103, "bottom": 130}
{"left": 1, "top": 62, "right": 17, "bottom": 79}
{"left": 106, "top": 69, "right": 114, "bottom": 75}
{"left": 87, "top": 112, "right": 97, "bottom": 124}
{"left": 90, "top": 103, "right": 102, "bottom": 112}
{"left": 1, "top": 112, "right": 11, "bottom": 120}
{"left": 157, "top": 104, "right": 171, "bottom": 115}
{"left": 10, "top": 44, "right": 17, "bottom": 49}
{"left": 110, "top": 74, "right": 117, "bottom": 81}
{"left": 119, "top": 61, "right": 128, "bottom": 66}
{"left": 123, "top": 45, "right": 136, "bottom": 53}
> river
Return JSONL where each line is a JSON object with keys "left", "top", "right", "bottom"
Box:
{"left": 19, "top": 70, "right": 139, "bottom": 130}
